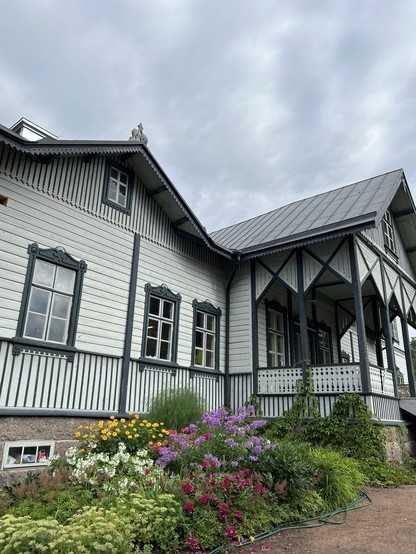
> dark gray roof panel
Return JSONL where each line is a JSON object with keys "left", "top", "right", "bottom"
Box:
{"left": 210, "top": 169, "right": 404, "bottom": 252}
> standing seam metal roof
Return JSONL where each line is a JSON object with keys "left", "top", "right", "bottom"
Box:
{"left": 210, "top": 170, "right": 405, "bottom": 252}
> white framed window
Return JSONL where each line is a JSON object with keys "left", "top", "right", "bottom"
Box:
{"left": 142, "top": 284, "right": 181, "bottom": 363}
{"left": 2, "top": 440, "right": 55, "bottom": 469}
{"left": 268, "top": 310, "right": 285, "bottom": 366}
{"left": 192, "top": 300, "right": 221, "bottom": 370}
{"left": 103, "top": 161, "right": 133, "bottom": 214}
{"left": 15, "top": 244, "right": 87, "bottom": 357}
{"left": 24, "top": 260, "right": 75, "bottom": 344}
{"left": 108, "top": 166, "right": 129, "bottom": 208}
{"left": 383, "top": 210, "right": 395, "bottom": 252}
{"left": 318, "top": 327, "right": 332, "bottom": 364}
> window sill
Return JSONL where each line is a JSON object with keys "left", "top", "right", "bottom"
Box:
{"left": 190, "top": 366, "right": 222, "bottom": 381}
{"left": 12, "top": 338, "right": 76, "bottom": 361}
{"left": 384, "top": 244, "right": 398, "bottom": 261}
{"left": 102, "top": 198, "right": 131, "bottom": 215}
{"left": 138, "top": 357, "right": 178, "bottom": 375}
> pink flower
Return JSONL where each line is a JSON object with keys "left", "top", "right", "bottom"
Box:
{"left": 186, "top": 536, "right": 199, "bottom": 550}
{"left": 184, "top": 502, "right": 195, "bottom": 513}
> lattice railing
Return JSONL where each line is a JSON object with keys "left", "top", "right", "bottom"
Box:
{"left": 258, "top": 366, "right": 303, "bottom": 394}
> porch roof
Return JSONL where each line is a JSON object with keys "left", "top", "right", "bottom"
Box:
{"left": 210, "top": 169, "right": 409, "bottom": 256}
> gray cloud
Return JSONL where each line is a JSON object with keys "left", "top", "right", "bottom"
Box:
{"left": 1, "top": 0, "right": 416, "bottom": 232}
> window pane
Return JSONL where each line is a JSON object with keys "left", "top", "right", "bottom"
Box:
{"left": 162, "top": 300, "right": 173, "bottom": 320}
{"left": 118, "top": 191, "right": 127, "bottom": 207}
{"left": 25, "top": 312, "right": 46, "bottom": 339}
{"left": 146, "top": 338, "right": 157, "bottom": 357}
{"left": 108, "top": 181, "right": 118, "bottom": 202}
{"left": 161, "top": 322, "right": 172, "bottom": 341}
{"left": 206, "top": 333, "right": 214, "bottom": 351}
{"left": 119, "top": 172, "right": 128, "bottom": 185}
{"left": 149, "top": 296, "right": 160, "bottom": 316}
{"left": 51, "top": 294, "right": 71, "bottom": 319}
{"left": 110, "top": 168, "right": 118, "bottom": 180}
{"left": 276, "top": 313, "right": 284, "bottom": 332}
{"left": 195, "top": 330, "right": 204, "bottom": 348}
{"left": 206, "top": 314, "right": 215, "bottom": 331}
{"left": 195, "top": 348, "right": 203, "bottom": 366}
{"left": 196, "top": 311, "right": 204, "bottom": 328}
{"left": 55, "top": 267, "right": 75, "bottom": 293}
{"left": 147, "top": 318, "right": 158, "bottom": 338}
{"left": 29, "top": 288, "right": 50, "bottom": 315}
{"left": 205, "top": 351, "right": 213, "bottom": 368}
{"left": 33, "top": 260, "right": 55, "bottom": 287}
{"left": 160, "top": 341, "right": 170, "bottom": 360}
{"left": 47, "top": 317, "right": 67, "bottom": 343}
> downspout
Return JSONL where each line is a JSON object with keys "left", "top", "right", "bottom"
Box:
{"left": 224, "top": 252, "right": 241, "bottom": 406}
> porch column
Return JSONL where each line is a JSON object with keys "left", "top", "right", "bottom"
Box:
{"left": 380, "top": 259, "right": 399, "bottom": 397}
{"left": 348, "top": 235, "right": 370, "bottom": 393}
{"left": 399, "top": 276, "right": 416, "bottom": 396}
{"left": 250, "top": 259, "right": 259, "bottom": 395}
{"left": 371, "top": 298, "right": 384, "bottom": 367}
{"left": 296, "top": 248, "right": 309, "bottom": 383}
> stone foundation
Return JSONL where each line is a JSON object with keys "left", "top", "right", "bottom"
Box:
{"left": 384, "top": 423, "right": 416, "bottom": 463}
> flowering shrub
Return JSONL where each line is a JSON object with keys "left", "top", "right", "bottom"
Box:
{"left": 155, "top": 405, "right": 276, "bottom": 472}
{"left": 61, "top": 442, "right": 164, "bottom": 494}
{"left": 75, "top": 413, "right": 170, "bottom": 454}
{"left": 170, "top": 468, "right": 278, "bottom": 550}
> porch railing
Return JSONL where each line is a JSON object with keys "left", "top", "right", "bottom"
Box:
{"left": 258, "top": 363, "right": 395, "bottom": 397}
{"left": 369, "top": 364, "right": 395, "bottom": 396}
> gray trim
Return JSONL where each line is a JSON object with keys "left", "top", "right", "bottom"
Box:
{"left": 119, "top": 233, "right": 140, "bottom": 413}
{"left": 224, "top": 261, "right": 240, "bottom": 406}
{"left": 399, "top": 277, "right": 416, "bottom": 396}
{"left": 379, "top": 259, "right": 399, "bottom": 396}
{"left": 250, "top": 259, "right": 259, "bottom": 394}
{"left": 296, "top": 249, "right": 309, "bottom": 384}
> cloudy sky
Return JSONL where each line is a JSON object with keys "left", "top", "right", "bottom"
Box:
{"left": 1, "top": 0, "right": 416, "bottom": 233}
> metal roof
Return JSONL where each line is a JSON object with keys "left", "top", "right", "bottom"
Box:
{"left": 210, "top": 170, "right": 406, "bottom": 255}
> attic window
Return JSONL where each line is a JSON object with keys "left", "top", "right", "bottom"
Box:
{"left": 383, "top": 210, "right": 395, "bottom": 253}
{"left": 103, "top": 160, "right": 133, "bottom": 214}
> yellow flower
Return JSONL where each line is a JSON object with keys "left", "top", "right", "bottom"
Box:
{"left": 75, "top": 431, "right": 81, "bottom": 438}
{"left": 120, "top": 418, "right": 126, "bottom": 423}
{"left": 146, "top": 423, "right": 151, "bottom": 428}
{"left": 139, "top": 423, "right": 144, "bottom": 427}
{"left": 158, "top": 433, "right": 164, "bottom": 438}
{"left": 102, "top": 436, "right": 107, "bottom": 441}
{"left": 134, "top": 414, "right": 139, "bottom": 419}
{"left": 83, "top": 434, "right": 88, "bottom": 439}
{"left": 91, "top": 434, "right": 96, "bottom": 439}
{"left": 112, "top": 432, "right": 117, "bottom": 437}
{"left": 98, "top": 421, "right": 104, "bottom": 428}
{"left": 128, "top": 411, "right": 133, "bottom": 416}
{"left": 160, "top": 422, "right": 164, "bottom": 426}
{"left": 127, "top": 435, "right": 132, "bottom": 439}
{"left": 134, "top": 434, "right": 139, "bottom": 438}
{"left": 109, "top": 415, "right": 115, "bottom": 420}
{"left": 152, "top": 423, "right": 159, "bottom": 428}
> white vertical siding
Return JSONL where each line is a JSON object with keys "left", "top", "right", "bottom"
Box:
{"left": 228, "top": 265, "right": 252, "bottom": 373}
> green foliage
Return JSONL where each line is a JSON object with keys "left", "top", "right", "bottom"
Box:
{"left": 0, "top": 469, "right": 96, "bottom": 524}
{"left": 0, "top": 509, "right": 132, "bottom": 554}
{"left": 309, "top": 448, "right": 364, "bottom": 511}
{"left": 244, "top": 394, "right": 263, "bottom": 417}
{"left": 116, "top": 492, "right": 184, "bottom": 552}
{"left": 358, "top": 458, "right": 416, "bottom": 487}
{"left": 257, "top": 439, "right": 315, "bottom": 505}
{"left": 147, "top": 388, "right": 206, "bottom": 431}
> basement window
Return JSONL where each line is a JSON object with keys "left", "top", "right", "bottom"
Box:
{"left": 2, "top": 440, "right": 55, "bottom": 469}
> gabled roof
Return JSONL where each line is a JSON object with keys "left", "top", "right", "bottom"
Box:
{"left": 0, "top": 124, "right": 232, "bottom": 259}
{"left": 210, "top": 169, "right": 409, "bottom": 257}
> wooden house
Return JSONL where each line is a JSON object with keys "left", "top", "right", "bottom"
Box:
{"left": 1, "top": 118, "right": 416, "bottom": 475}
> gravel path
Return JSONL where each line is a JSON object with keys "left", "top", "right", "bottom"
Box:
{"left": 238, "top": 486, "right": 416, "bottom": 554}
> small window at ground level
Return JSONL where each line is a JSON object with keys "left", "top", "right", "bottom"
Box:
{"left": 2, "top": 441, "right": 55, "bottom": 469}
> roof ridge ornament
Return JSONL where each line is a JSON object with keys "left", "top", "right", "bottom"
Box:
{"left": 129, "top": 122, "right": 148, "bottom": 145}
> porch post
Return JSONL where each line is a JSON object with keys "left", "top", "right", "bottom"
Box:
{"left": 296, "top": 248, "right": 309, "bottom": 383}
{"left": 380, "top": 259, "right": 399, "bottom": 397}
{"left": 348, "top": 235, "right": 370, "bottom": 393}
{"left": 250, "top": 259, "right": 259, "bottom": 395}
{"left": 372, "top": 298, "right": 384, "bottom": 367}
{"left": 399, "top": 276, "right": 416, "bottom": 396}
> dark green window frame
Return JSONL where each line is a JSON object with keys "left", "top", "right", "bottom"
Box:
{"left": 14, "top": 243, "right": 87, "bottom": 359}
{"left": 191, "top": 299, "right": 221, "bottom": 371}
{"left": 318, "top": 321, "right": 333, "bottom": 364}
{"left": 141, "top": 283, "right": 181, "bottom": 364}
{"left": 265, "top": 299, "right": 288, "bottom": 367}
{"left": 102, "top": 159, "right": 133, "bottom": 214}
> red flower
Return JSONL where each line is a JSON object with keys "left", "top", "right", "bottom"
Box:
{"left": 244, "top": 468, "right": 250, "bottom": 476}
{"left": 181, "top": 482, "right": 194, "bottom": 494}
{"left": 182, "top": 426, "right": 190, "bottom": 433}
{"left": 197, "top": 494, "right": 209, "bottom": 504}
{"left": 235, "top": 510, "right": 243, "bottom": 521}
{"left": 219, "top": 503, "right": 229, "bottom": 514}
{"left": 255, "top": 483, "right": 264, "bottom": 493}
{"left": 184, "top": 502, "right": 195, "bottom": 513}
{"left": 186, "top": 537, "right": 199, "bottom": 550}
{"left": 144, "top": 468, "right": 151, "bottom": 475}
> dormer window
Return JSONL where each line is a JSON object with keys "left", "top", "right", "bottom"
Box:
{"left": 383, "top": 210, "right": 395, "bottom": 253}
{"left": 103, "top": 161, "right": 133, "bottom": 214}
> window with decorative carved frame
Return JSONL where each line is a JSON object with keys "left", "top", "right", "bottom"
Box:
{"left": 141, "top": 283, "right": 181, "bottom": 363}
{"left": 14, "top": 243, "right": 87, "bottom": 357}
{"left": 192, "top": 300, "right": 221, "bottom": 370}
